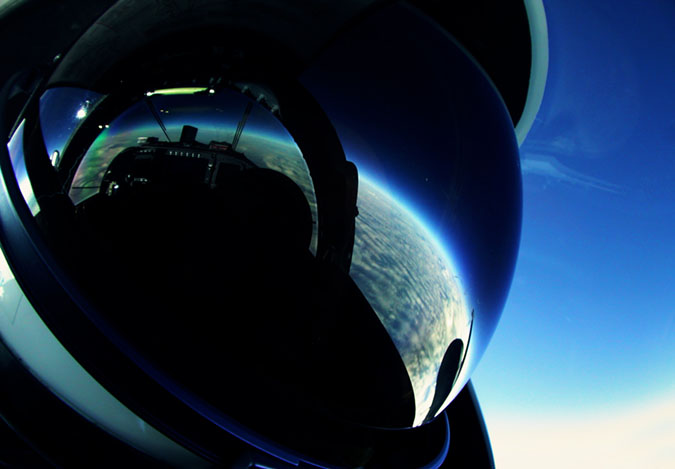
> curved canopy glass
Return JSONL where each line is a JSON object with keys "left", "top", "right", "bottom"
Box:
{"left": 3, "top": 4, "right": 521, "bottom": 462}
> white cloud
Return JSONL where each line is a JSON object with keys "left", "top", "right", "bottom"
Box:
{"left": 485, "top": 394, "right": 675, "bottom": 469}
{"left": 521, "top": 153, "right": 622, "bottom": 193}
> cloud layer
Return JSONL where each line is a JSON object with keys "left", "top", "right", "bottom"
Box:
{"left": 486, "top": 394, "right": 675, "bottom": 469}
{"left": 521, "top": 153, "right": 622, "bottom": 193}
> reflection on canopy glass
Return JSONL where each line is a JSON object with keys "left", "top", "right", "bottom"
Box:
{"left": 350, "top": 174, "right": 472, "bottom": 425}
{"left": 298, "top": 2, "right": 521, "bottom": 424}
{"left": 64, "top": 89, "right": 319, "bottom": 255}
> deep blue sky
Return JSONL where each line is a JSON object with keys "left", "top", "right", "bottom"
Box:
{"left": 471, "top": 1, "right": 674, "bottom": 466}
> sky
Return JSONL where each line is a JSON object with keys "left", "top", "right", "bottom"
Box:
{"left": 471, "top": 1, "right": 675, "bottom": 467}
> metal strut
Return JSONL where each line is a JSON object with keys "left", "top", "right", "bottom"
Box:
{"left": 232, "top": 102, "right": 253, "bottom": 151}
{"left": 144, "top": 97, "right": 171, "bottom": 142}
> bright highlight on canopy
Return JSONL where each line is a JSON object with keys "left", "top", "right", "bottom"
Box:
{"left": 145, "top": 87, "right": 210, "bottom": 97}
